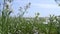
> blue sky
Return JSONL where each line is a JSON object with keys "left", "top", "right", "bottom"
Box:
{"left": 0, "top": 0, "right": 60, "bottom": 17}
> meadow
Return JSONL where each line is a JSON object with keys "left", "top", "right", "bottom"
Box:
{"left": 0, "top": 0, "right": 60, "bottom": 34}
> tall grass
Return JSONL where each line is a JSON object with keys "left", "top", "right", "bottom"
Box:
{"left": 1, "top": 11, "right": 60, "bottom": 34}
{"left": 0, "top": 0, "right": 60, "bottom": 34}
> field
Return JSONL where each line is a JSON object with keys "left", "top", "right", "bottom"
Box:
{"left": 0, "top": 0, "right": 60, "bottom": 34}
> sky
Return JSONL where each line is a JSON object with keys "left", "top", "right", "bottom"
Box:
{"left": 0, "top": 0, "right": 60, "bottom": 17}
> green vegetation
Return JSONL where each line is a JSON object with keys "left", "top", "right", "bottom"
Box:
{"left": 0, "top": 0, "right": 60, "bottom": 34}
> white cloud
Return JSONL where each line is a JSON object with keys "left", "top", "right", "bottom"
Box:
{"left": 32, "top": 3, "right": 60, "bottom": 8}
